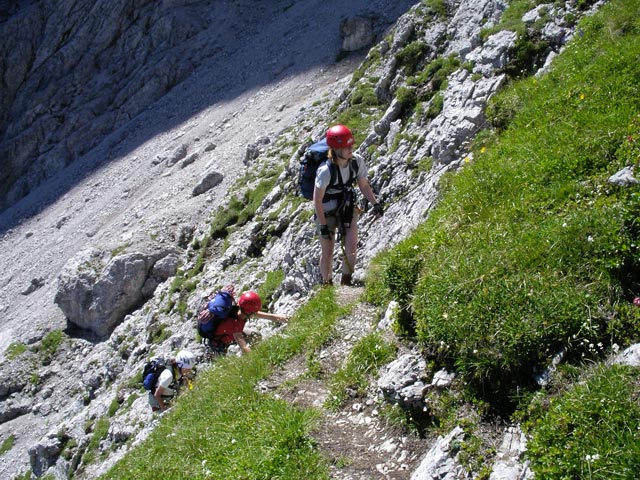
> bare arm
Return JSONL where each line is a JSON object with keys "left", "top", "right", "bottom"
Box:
{"left": 313, "top": 184, "right": 327, "bottom": 225}
{"left": 255, "top": 311, "right": 288, "bottom": 323}
{"left": 357, "top": 177, "right": 378, "bottom": 205}
{"left": 233, "top": 331, "right": 251, "bottom": 354}
{"left": 153, "top": 386, "right": 167, "bottom": 411}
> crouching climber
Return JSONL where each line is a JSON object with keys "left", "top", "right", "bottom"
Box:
{"left": 146, "top": 350, "right": 197, "bottom": 412}
{"left": 200, "top": 290, "right": 287, "bottom": 355}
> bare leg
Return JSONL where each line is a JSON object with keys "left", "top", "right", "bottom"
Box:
{"left": 342, "top": 221, "right": 358, "bottom": 275}
{"left": 320, "top": 235, "right": 335, "bottom": 283}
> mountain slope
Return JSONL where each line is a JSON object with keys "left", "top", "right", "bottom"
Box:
{"left": 3, "top": 0, "right": 639, "bottom": 479}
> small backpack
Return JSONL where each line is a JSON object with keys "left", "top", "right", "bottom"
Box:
{"left": 142, "top": 359, "right": 166, "bottom": 391}
{"left": 298, "top": 138, "right": 358, "bottom": 200}
{"left": 197, "top": 290, "right": 234, "bottom": 339}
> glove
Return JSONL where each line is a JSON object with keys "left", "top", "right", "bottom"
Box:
{"left": 372, "top": 203, "right": 384, "bottom": 217}
{"left": 319, "top": 224, "right": 331, "bottom": 239}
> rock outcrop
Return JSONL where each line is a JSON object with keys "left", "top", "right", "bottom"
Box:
{"left": 54, "top": 248, "right": 179, "bottom": 336}
{"left": 1, "top": 0, "right": 213, "bottom": 211}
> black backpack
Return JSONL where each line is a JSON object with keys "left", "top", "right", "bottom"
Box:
{"left": 142, "top": 359, "right": 167, "bottom": 391}
{"left": 298, "top": 138, "right": 358, "bottom": 200}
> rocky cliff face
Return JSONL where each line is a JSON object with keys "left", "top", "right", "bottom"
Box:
{"left": 0, "top": 0, "right": 603, "bottom": 478}
{"left": 0, "top": 0, "right": 411, "bottom": 213}
{"left": 0, "top": 0, "right": 276, "bottom": 211}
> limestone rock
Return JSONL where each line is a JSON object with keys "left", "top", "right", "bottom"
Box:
{"left": 466, "top": 30, "right": 517, "bottom": 76}
{"left": 410, "top": 426, "right": 466, "bottom": 480}
{"left": 608, "top": 166, "right": 638, "bottom": 186}
{"left": 28, "top": 434, "right": 62, "bottom": 477}
{"left": 0, "top": 395, "right": 32, "bottom": 423}
{"left": 192, "top": 171, "right": 223, "bottom": 197}
{"left": 378, "top": 352, "right": 427, "bottom": 408}
{"left": 490, "top": 426, "right": 534, "bottom": 480}
{"left": 340, "top": 16, "right": 375, "bottom": 51}
{"left": 611, "top": 343, "right": 640, "bottom": 367}
{"left": 54, "top": 248, "right": 178, "bottom": 336}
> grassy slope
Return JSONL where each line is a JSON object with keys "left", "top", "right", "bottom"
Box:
{"left": 100, "top": 0, "right": 640, "bottom": 478}
{"left": 367, "top": 0, "right": 640, "bottom": 477}
{"left": 368, "top": 0, "right": 640, "bottom": 386}
{"left": 101, "top": 289, "right": 348, "bottom": 480}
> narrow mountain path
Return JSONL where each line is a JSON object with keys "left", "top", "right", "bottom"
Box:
{"left": 258, "top": 286, "right": 428, "bottom": 479}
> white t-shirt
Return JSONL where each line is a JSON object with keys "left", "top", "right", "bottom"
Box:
{"left": 156, "top": 368, "right": 176, "bottom": 396}
{"left": 314, "top": 155, "right": 367, "bottom": 212}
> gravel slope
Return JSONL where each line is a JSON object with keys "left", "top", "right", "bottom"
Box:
{"left": 0, "top": 0, "right": 416, "bottom": 353}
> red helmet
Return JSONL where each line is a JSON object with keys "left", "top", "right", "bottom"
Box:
{"left": 238, "top": 291, "right": 262, "bottom": 314}
{"left": 325, "top": 124, "right": 354, "bottom": 149}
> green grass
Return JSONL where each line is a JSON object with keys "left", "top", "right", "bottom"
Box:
{"left": 108, "top": 397, "right": 121, "bottom": 417}
{"left": 102, "top": 289, "right": 352, "bottom": 479}
{"left": 257, "top": 269, "right": 285, "bottom": 306}
{"left": 367, "top": 0, "right": 640, "bottom": 399}
{"left": 396, "top": 41, "right": 431, "bottom": 76}
{"left": 326, "top": 332, "right": 397, "bottom": 410}
{"left": 526, "top": 364, "right": 640, "bottom": 479}
{"left": 0, "top": 434, "right": 15, "bottom": 455}
{"left": 421, "top": 0, "right": 448, "bottom": 18}
{"left": 82, "top": 416, "right": 110, "bottom": 466}
{"left": 5, "top": 342, "right": 27, "bottom": 359}
{"left": 210, "top": 178, "right": 278, "bottom": 239}
{"left": 31, "top": 330, "right": 66, "bottom": 364}
{"left": 364, "top": 0, "right": 640, "bottom": 472}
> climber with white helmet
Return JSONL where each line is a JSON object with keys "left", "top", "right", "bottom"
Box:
{"left": 148, "top": 349, "right": 197, "bottom": 412}
{"left": 313, "top": 124, "right": 383, "bottom": 286}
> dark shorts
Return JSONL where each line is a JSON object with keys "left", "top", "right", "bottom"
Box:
{"left": 202, "top": 337, "right": 228, "bottom": 355}
{"left": 315, "top": 209, "right": 359, "bottom": 235}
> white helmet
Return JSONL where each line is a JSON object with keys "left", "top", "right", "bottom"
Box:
{"left": 176, "top": 350, "right": 196, "bottom": 369}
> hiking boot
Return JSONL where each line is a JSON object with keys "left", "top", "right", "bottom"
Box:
{"left": 340, "top": 273, "right": 352, "bottom": 286}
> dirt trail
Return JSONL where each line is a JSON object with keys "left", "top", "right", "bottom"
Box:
{"left": 259, "top": 286, "right": 428, "bottom": 479}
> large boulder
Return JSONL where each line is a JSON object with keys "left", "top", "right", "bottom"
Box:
{"left": 192, "top": 170, "right": 224, "bottom": 197}
{"left": 54, "top": 248, "right": 179, "bottom": 336}
{"left": 340, "top": 16, "right": 375, "bottom": 51}
{"left": 28, "top": 433, "right": 62, "bottom": 478}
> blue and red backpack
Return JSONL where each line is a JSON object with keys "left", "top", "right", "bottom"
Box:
{"left": 197, "top": 291, "right": 234, "bottom": 339}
